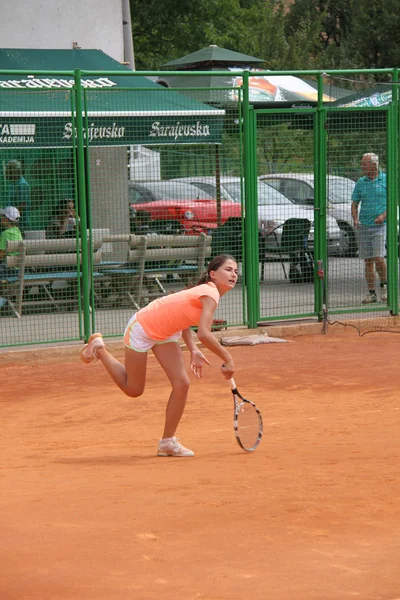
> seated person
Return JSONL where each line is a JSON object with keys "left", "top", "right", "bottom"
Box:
{"left": 46, "top": 199, "right": 77, "bottom": 239}
{"left": 0, "top": 206, "right": 22, "bottom": 310}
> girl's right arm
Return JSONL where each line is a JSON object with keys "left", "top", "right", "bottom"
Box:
{"left": 197, "top": 296, "right": 234, "bottom": 379}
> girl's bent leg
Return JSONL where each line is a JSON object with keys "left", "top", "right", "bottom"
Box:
{"left": 152, "top": 342, "right": 190, "bottom": 439}
{"left": 96, "top": 345, "right": 147, "bottom": 397}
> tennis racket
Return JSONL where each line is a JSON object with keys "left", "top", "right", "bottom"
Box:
{"left": 226, "top": 376, "right": 263, "bottom": 452}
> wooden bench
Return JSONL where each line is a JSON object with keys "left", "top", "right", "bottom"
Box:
{"left": 100, "top": 233, "right": 212, "bottom": 309}
{"left": 1, "top": 235, "right": 104, "bottom": 317}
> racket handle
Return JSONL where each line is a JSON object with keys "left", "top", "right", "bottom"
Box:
{"left": 228, "top": 378, "right": 237, "bottom": 390}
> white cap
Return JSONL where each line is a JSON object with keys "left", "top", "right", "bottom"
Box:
{"left": 0, "top": 206, "right": 20, "bottom": 222}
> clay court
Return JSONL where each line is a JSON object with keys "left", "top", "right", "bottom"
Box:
{"left": 1, "top": 328, "right": 400, "bottom": 600}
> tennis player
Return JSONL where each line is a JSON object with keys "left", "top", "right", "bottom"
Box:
{"left": 81, "top": 254, "right": 238, "bottom": 457}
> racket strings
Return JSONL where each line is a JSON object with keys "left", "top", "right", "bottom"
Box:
{"left": 236, "top": 402, "right": 262, "bottom": 450}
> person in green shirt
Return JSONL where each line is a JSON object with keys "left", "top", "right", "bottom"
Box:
{"left": 0, "top": 206, "right": 23, "bottom": 310}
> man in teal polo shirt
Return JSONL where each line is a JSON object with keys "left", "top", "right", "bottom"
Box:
{"left": 351, "top": 153, "right": 387, "bottom": 304}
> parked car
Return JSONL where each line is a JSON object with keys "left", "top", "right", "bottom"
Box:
{"left": 172, "top": 176, "right": 342, "bottom": 254}
{"left": 128, "top": 181, "right": 241, "bottom": 235}
{"left": 260, "top": 173, "right": 357, "bottom": 256}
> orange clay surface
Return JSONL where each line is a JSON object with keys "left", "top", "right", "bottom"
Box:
{"left": 1, "top": 328, "right": 400, "bottom": 600}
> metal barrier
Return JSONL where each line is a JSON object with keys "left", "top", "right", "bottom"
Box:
{"left": 0, "top": 68, "right": 399, "bottom": 347}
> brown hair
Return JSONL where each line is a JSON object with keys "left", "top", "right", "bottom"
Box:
{"left": 197, "top": 254, "right": 237, "bottom": 285}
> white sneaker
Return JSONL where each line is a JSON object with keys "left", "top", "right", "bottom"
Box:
{"left": 157, "top": 437, "right": 194, "bottom": 457}
{"left": 381, "top": 285, "right": 387, "bottom": 302}
{"left": 362, "top": 293, "right": 377, "bottom": 304}
{"left": 81, "top": 333, "right": 105, "bottom": 363}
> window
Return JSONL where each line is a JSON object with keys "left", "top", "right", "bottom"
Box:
{"left": 283, "top": 180, "right": 314, "bottom": 205}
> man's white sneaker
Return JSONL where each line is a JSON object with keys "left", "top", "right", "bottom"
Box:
{"left": 362, "top": 293, "right": 377, "bottom": 304}
{"left": 157, "top": 437, "right": 194, "bottom": 457}
{"left": 381, "top": 285, "right": 387, "bottom": 302}
{"left": 81, "top": 333, "right": 105, "bottom": 363}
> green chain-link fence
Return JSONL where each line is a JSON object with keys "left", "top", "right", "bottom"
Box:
{"left": 0, "top": 68, "right": 399, "bottom": 347}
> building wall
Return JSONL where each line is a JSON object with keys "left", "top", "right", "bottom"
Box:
{"left": 90, "top": 147, "right": 131, "bottom": 258}
{"left": 0, "top": 0, "right": 124, "bottom": 62}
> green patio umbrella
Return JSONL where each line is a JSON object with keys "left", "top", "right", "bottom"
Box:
{"left": 162, "top": 45, "right": 265, "bottom": 69}
{"left": 158, "top": 45, "right": 337, "bottom": 107}
{"left": 159, "top": 45, "right": 265, "bottom": 107}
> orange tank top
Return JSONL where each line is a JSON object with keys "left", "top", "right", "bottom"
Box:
{"left": 136, "top": 282, "right": 220, "bottom": 340}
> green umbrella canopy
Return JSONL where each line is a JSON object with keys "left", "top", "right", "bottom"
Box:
{"left": 0, "top": 48, "right": 134, "bottom": 71}
{"left": 0, "top": 48, "right": 224, "bottom": 148}
{"left": 162, "top": 45, "right": 265, "bottom": 70}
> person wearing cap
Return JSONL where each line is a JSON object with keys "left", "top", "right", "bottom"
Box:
{"left": 0, "top": 206, "right": 23, "bottom": 292}
{"left": 5, "top": 159, "right": 31, "bottom": 233}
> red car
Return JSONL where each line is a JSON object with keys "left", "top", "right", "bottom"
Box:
{"left": 129, "top": 181, "right": 241, "bottom": 235}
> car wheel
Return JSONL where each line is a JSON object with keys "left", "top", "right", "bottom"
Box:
{"left": 338, "top": 222, "right": 357, "bottom": 257}
{"left": 131, "top": 210, "right": 153, "bottom": 234}
{"left": 152, "top": 220, "right": 184, "bottom": 235}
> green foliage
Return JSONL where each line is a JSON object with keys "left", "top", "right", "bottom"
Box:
{"left": 347, "top": 0, "right": 400, "bottom": 69}
{"left": 256, "top": 123, "right": 314, "bottom": 175}
{"left": 131, "top": 0, "right": 289, "bottom": 70}
{"left": 130, "top": 0, "right": 400, "bottom": 71}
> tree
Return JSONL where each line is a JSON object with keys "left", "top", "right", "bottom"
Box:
{"left": 347, "top": 0, "right": 400, "bottom": 69}
{"left": 286, "top": 0, "right": 400, "bottom": 70}
{"left": 130, "top": 0, "right": 289, "bottom": 70}
{"left": 130, "top": 0, "right": 400, "bottom": 74}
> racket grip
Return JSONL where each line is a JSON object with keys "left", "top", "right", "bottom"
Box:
{"left": 228, "top": 378, "right": 237, "bottom": 390}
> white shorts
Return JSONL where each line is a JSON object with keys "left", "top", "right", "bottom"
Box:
{"left": 123, "top": 313, "right": 182, "bottom": 352}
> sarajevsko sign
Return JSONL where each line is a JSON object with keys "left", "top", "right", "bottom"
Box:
{"left": 0, "top": 117, "right": 222, "bottom": 148}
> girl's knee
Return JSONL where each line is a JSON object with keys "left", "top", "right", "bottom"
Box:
{"left": 171, "top": 376, "right": 190, "bottom": 394}
{"left": 124, "top": 385, "right": 145, "bottom": 398}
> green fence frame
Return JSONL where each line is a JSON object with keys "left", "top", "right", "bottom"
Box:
{"left": 0, "top": 67, "right": 399, "bottom": 347}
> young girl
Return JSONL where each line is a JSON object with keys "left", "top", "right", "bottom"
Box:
{"left": 46, "top": 199, "right": 77, "bottom": 239}
{"left": 81, "top": 254, "right": 238, "bottom": 457}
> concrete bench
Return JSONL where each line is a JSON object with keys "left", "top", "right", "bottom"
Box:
{"left": 1, "top": 235, "right": 104, "bottom": 317}
{"left": 100, "top": 233, "right": 212, "bottom": 309}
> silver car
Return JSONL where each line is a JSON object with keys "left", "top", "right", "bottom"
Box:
{"left": 172, "top": 175, "right": 342, "bottom": 255}
{"left": 260, "top": 173, "right": 357, "bottom": 256}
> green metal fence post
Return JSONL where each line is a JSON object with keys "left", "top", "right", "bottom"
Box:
{"left": 74, "top": 69, "right": 92, "bottom": 341}
{"left": 243, "top": 72, "right": 259, "bottom": 328}
{"left": 387, "top": 68, "right": 399, "bottom": 315}
{"left": 81, "top": 89, "right": 97, "bottom": 333}
{"left": 315, "top": 74, "right": 328, "bottom": 319}
{"left": 69, "top": 87, "right": 83, "bottom": 340}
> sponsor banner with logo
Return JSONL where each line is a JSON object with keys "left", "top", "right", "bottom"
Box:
{"left": 0, "top": 116, "right": 223, "bottom": 147}
{"left": 0, "top": 76, "right": 118, "bottom": 90}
